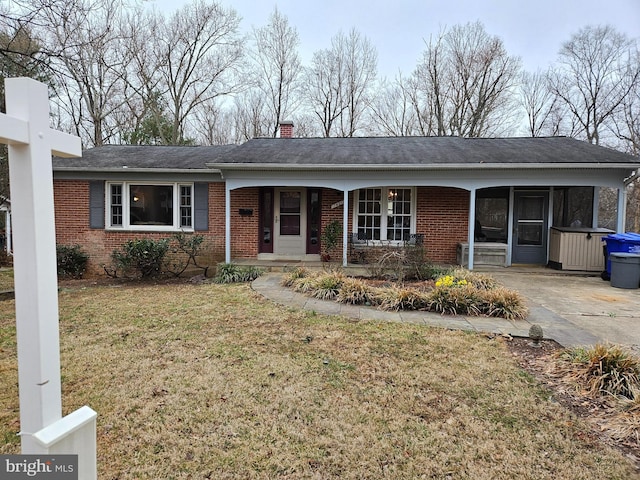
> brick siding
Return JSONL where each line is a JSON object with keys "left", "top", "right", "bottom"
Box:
{"left": 53, "top": 181, "right": 469, "bottom": 272}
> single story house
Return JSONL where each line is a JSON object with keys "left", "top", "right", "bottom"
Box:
{"left": 51, "top": 124, "right": 640, "bottom": 273}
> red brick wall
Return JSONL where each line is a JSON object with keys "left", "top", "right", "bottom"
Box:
{"left": 53, "top": 181, "right": 469, "bottom": 271}
{"left": 54, "top": 180, "right": 229, "bottom": 273}
{"left": 416, "top": 187, "right": 469, "bottom": 264}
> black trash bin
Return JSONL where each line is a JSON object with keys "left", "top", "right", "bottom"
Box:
{"left": 609, "top": 252, "right": 640, "bottom": 289}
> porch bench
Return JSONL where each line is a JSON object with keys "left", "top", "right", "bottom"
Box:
{"left": 457, "top": 242, "right": 508, "bottom": 267}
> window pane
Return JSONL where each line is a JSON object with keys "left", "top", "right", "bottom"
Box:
{"left": 518, "top": 196, "right": 544, "bottom": 220}
{"left": 280, "top": 214, "right": 300, "bottom": 235}
{"left": 130, "top": 185, "right": 173, "bottom": 226}
{"left": 517, "top": 224, "right": 543, "bottom": 246}
{"left": 280, "top": 192, "right": 301, "bottom": 213}
{"left": 475, "top": 188, "right": 509, "bottom": 242}
{"left": 110, "top": 184, "right": 122, "bottom": 226}
{"left": 180, "top": 185, "right": 192, "bottom": 228}
{"left": 356, "top": 188, "right": 382, "bottom": 241}
{"left": 386, "top": 188, "right": 412, "bottom": 241}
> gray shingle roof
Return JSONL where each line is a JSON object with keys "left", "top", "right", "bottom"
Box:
{"left": 52, "top": 137, "right": 639, "bottom": 172}
{"left": 213, "top": 136, "right": 638, "bottom": 167}
{"left": 53, "top": 144, "right": 237, "bottom": 171}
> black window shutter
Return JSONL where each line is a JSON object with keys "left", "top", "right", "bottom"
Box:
{"left": 194, "top": 183, "right": 208, "bottom": 231}
{"left": 89, "top": 181, "right": 105, "bottom": 229}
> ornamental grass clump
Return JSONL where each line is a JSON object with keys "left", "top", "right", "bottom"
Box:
{"left": 336, "top": 277, "right": 376, "bottom": 305}
{"left": 281, "top": 267, "right": 309, "bottom": 287}
{"left": 557, "top": 344, "right": 640, "bottom": 399}
{"left": 482, "top": 287, "right": 529, "bottom": 320}
{"left": 214, "top": 263, "right": 263, "bottom": 283}
{"left": 449, "top": 268, "right": 498, "bottom": 290}
{"left": 375, "top": 286, "right": 430, "bottom": 311}
{"left": 311, "top": 271, "right": 346, "bottom": 300}
{"left": 428, "top": 283, "right": 481, "bottom": 316}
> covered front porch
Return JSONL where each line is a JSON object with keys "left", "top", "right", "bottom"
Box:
{"left": 221, "top": 179, "right": 628, "bottom": 271}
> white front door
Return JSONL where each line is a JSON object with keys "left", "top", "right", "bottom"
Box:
{"left": 274, "top": 188, "right": 307, "bottom": 256}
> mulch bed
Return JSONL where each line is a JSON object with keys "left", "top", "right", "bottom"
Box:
{"left": 505, "top": 336, "right": 640, "bottom": 472}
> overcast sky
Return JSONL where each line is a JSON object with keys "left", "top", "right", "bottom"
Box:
{"left": 150, "top": 0, "right": 640, "bottom": 78}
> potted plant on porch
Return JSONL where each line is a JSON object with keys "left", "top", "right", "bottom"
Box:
{"left": 320, "top": 220, "right": 342, "bottom": 262}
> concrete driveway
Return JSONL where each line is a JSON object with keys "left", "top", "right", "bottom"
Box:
{"left": 485, "top": 268, "right": 640, "bottom": 350}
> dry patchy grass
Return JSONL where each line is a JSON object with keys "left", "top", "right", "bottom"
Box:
{"left": 0, "top": 269, "right": 13, "bottom": 291}
{"left": 0, "top": 281, "right": 638, "bottom": 479}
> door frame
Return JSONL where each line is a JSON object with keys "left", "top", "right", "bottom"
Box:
{"left": 511, "top": 189, "right": 550, "bottom": 264}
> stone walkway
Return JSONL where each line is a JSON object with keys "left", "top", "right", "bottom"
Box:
{"left": 252, "top": 271, "right": 640, "bottom": 349}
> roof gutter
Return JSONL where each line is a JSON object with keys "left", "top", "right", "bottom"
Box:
{"left": 53, "top": 167, "right": 220, "bottom": 174}
{"left": 206, "top": 162, "right": 640, "bottom": 171}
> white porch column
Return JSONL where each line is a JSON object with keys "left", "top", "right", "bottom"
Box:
{"left": 467, "top": 188, "right": 476, "bottom": 270}
{"left": 616, "top": 186, "right": 627, "bottom": 233}
{"left": 506, "top": 187, "right": 515, "bottom": 266}
{"left": 343, "top": 189, "right": 349, "bottom": 267}
{"left": 592, "top": 187, "right": 600, "bottom": 229}
{"left": 225, "top": 185, "right": 231, "bottom": 263}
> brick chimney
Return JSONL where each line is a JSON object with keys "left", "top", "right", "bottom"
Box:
{"left": 279, "top": 121, "right": 294, "bottom": 138}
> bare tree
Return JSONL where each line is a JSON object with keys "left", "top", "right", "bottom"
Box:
{"left": 139, "top": 0, "right": 244, "bottom": 145}
{"left": 609, "top": 50, "right": 640, "bottom": 155}
{"left": 412, "top": 22, "right": 521, "bottom": 137}
{"left": 192, "top": 99, "right": 235, "bottom": 145}
{"left": 548, "top": 25, "right": 640, "bottom": 145}
{"left": 232, "top": 89, "right": 272, "bottom": 142}
{"left": 305, "top": 47, "right": 345, "bottom": 137}
{"left": 337, "top": 29, "right": 378, "bottom": 137}
{"left": 305, "top": 29, "right": 378, "bottom": 137}
{"left": 249, "top": 7, "right": 302, "bottom": 137}
{"left": 368, "top": 74, "right": 420, "bottom": 136}
{"left": 519, "top": 70, "right": 560, "bottom": 136}
{"left": 29, "top": 0, "right": 132, "bottom": 146}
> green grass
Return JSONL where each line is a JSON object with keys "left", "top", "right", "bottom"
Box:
{"left": 0, "top": 281, "right": 637, "bottom": 479}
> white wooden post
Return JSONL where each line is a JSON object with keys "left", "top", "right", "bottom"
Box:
{"left": 0, "top": 77, "right": 97, "bottom": 479}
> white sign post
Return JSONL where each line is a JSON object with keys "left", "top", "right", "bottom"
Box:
{"left": 0, "top": 77, "right": 97, "bottom": 479}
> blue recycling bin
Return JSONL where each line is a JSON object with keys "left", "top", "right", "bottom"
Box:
{"left": 603, "top": 233, "right": 640, "bottom": 276}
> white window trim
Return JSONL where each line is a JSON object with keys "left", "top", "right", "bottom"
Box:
{"left": 105, "top": 181, "right": 194, "bottom": 232}
{"left": 352, "top": 187, "right": 417, "bottom": 244}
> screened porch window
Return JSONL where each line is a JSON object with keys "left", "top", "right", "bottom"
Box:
{"left": 553, "top": 187, "right": 594, "bottom": 228}
{"left": 355, "top": 187, "right": 414, "bottom": 242}
{"left": 107, "top": 182, "right": 193, "bottom": 230}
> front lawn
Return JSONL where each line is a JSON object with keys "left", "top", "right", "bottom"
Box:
{"left": 0, "top": 281, "right": 637, "bottom": 479}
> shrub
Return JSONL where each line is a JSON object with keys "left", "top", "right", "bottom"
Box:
{"left": 558, "top": 344, "right": 640, "bottom": 399}
{"left": 214, "top": 263, "right": 263, "bottom": 283}
{"left": 165, "top": 233, "right": 209, "bottom": 277}
{"left": 56, "top": 244, "right": 89, "bottom": 279}
{"left": 111, "top": 238, "right": 169, "bottom": 278}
